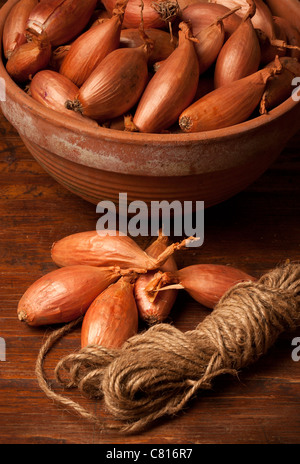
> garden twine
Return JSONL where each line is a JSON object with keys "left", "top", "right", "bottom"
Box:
{"left": 35, "top": 262, "right": 300, "bottom": 434}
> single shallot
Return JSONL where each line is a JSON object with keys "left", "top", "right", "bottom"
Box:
{"left": 260, "top": 57, "right": 300, "bottom": 114}
{"left": 65, "top": 34, "right": 152, "bottom": 121}
{"left": 30, "top": 69, "right": 80, "bottom": 116}
{"left": 26, "top": 0, "right": 98, "bottom": 46}
{"left": 51, "top": 230, "right": 193, "bottom": 271}
{"left": 179, "top": 62, "right": 282, "bottom": 133}
{"left": 2, "top": 0, "right": 38, "bottom": 59}
{"left": 132, "top": 21, "right": 199, "bottom": 133}
{"left": 17, "top": 265, "right": 126, "bottom": 326}
{"left": 6, "top": 31, "right": 51, "bottom": 83}
{"left": 59, "top": 0, "right": 128, "bottom": 87}
{"left": 81, "top": 276, "right": 139, "bottom": 349}
{"left": 214, "top": 0, "right": 261, "bottom": 88}
{"left": 146, "top": 264, "right": 255, "bottom": 309}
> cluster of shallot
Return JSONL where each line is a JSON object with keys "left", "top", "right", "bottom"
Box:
{"left": 17, "top": 229, "right": 255, "bottom": 349}
{"left": 3, "top": 0, "right": 300, "bottom": 133}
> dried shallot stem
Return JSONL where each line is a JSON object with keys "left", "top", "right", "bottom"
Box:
{"left": 244, "top": 0, "right": 256, "bottom": 21}
{"left": 65, "top": 98, "right": 83, "bottom": 114}
{"left": 151, "top": 0, "right": 180, "bottom": 22}
{"left": 139, "top": 0, "right": 155, "bottom": 55}
{"left": 214, "top": 5, "right": 242, "bottom": 25}
{"left": 112, "top": 0, "right": 129, "bottom": 22}
{"left": 124, "top": 114, "right": 139, "bottom": 131}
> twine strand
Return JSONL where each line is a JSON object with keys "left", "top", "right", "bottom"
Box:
{"left": 35, "top": 262, "right": 300, "bottom": 434}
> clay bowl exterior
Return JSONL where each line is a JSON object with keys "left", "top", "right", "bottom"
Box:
{"left": 1, "top": 0, "right": 300, "bottom": 209}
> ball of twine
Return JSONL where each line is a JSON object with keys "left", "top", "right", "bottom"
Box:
{"left": 35, "top": 262, "right": 300, "bottom": 434}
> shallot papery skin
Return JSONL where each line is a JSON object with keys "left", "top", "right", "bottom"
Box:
{"left": 260, "top": 57, "right": 300, "bottom": 113}
{"left": 3, "top": 0, "right": 38, "bottom": 59}
{"left": 147, "top": 264, "right": 256, "bottom": 309}
{"left": 30, "top": 70, "right": 79, "bottom": 114}
{"left": 273, "top": 16, "right": 300, "bottom": 61}
{"left": 17, "top": 265, "right": 123, "bottom": 326}
{"left": 6, "top": 32, "right": 51, "bottom": 83}
{"left": 81, "top": 277, "right": 138, "bottom": 349}
{"left": 181, "top": 2, "right": 242, "bottom": 39}
{"left": 192, "top": 17, "right": 225, "bottom": 74}
{"left": 59, "top": 5, "right": 127, "bottom": 86}
{"left": 133, "top": 22, "right": 199, "bottom": 133}
{"left": 72, "top": 45, "right": 150, "bottom": 121}
{"left": 265, "top": 0, "right": 300, "bottom": 35}
{"left": 179, "top": 66, "right": 280, "bottom": 133}
{"left": 51, "top": 230, "right": 190, "bottom": 271}
{"left": 134, "top": 234, "right": 178, "bottom": 324}
{"left": 214, "top": 1, "right": 261, "bottom": 88}
{"left": 27, "top": 0, "right": 98, "bottom": 46}
{"left": 102, "top": 0, "right": 175, "bottom": 29}
{"left": 120, "top": 28, "right": 176, "bottom": 65}
{"left": 211, "top": 0, "right": 276, "bottom": 40}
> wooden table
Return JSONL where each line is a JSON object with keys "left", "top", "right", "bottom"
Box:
{"left": 0, "top": 12, "right": 299, "bottom": 447}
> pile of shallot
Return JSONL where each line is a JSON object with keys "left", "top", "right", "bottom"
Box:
{"left": 3, "top": 0, "right": 300, "bottom": 133}
{"left": 17, "top": 229, "right": 255, "bottom": 349}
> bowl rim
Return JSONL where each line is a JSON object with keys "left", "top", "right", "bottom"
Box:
{"left": 0, "top": 0, "right": 299, "bottom": 147}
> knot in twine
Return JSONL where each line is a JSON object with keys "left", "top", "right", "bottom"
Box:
{"left": 36, "top": 263, "right": 300, "bottom": 434}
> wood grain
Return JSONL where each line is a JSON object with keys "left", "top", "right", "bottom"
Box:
{"left": 0, "top": 2, "right": 299, "bottom": 444}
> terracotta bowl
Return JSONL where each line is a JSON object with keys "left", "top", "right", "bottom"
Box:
{"left": 1, "top": 0, "right": 300, "bottom": 209}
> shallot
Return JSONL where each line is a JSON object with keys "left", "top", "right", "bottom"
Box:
{"left": 146, "top": 264, "right": 255, "bottom": 309}
{"left": 214, "top": 0, "right": 261, "bottom": 88}
{"left": 2, "top": 0, "right": 38, "bottom": 59}
{"left": 179, "top": 62, "right": 281, "bottom": 132}
{"left": 81, "top": 276, "right": 138, "bottom": 348}
{"left": 17, "top": 265, "right": 125, "bottom": 326}
{"left": 132, "top": 22, "right": 199, "bottom": 133}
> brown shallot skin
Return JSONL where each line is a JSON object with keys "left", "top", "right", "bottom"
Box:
{"left": 120, "top": 28, "right": 176, "bottom": 65}
{"left": 134, "top": 234, "right": 178, "bottom": 324}
{"left": 273, "top": 16, "right": 300, "bottom": 61}
{"left": 181, "top": 2, "right": 242, "bottom": 40}
{"left": 132, "top": 22, "right": 199, "bottom": 133}
{"left": 6, "top": 32, "right": 51, "bottom": 83}
{"left": 256, "top": 24, "right": 287, "bottom": 66}
{"left": 179, "top": 66, "right": 280, "bottom": 133}
{"left": 17, "top": 265, "right": 123, "bottom": 327}
{"left": 214, "top": 0, "right": 261, "bottom": 88}
{"left": 265, "top": 0, "right": 300, "bottom": 35}
{"left": 192, "top": 15, "right": 225, "bottom": 75}
{"left": 49, "top": 45, "right": 71, "bottom": 71}
{"left": 26, "top": 0, "right": 98, "bottom": 46}
{"left": 51, "top": 230, "right": 156, "bottom": 269}
{"left": 211, "top": 0, "right": 276, "bottom": 41}
{"left": 30, "top": 70, "right": 80, "bottom": 116}
{"left": 147, "top": 264, "right": 256, "bottom": 309}
{"left": 67, "top": 44, "right": 150, "bottom": 122}
{"left": 51, "top": 230, "right": 190, "bottom": 271}
{"left": 260, "top": 57, "right": 300, "bottom": 113}
{"left": 81, "top": 277, "right": 138, "bottom": 349}
{"left": 102, "top": 0, "right": 173, "bottom": 29}
{"left": 3, "top": 0, "right": 38, "bottom": 59}
{"left": 59, "top": 3, "right": 127, "bottom": 87}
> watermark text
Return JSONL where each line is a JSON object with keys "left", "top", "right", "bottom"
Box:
{"left": 96, "top": 193, "right": 204, "bottom": 247}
